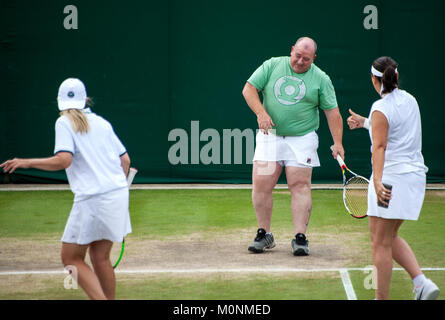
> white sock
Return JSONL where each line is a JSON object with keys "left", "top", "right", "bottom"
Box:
{"left": 413, "top": 274, "right": 426, "bottom": 287}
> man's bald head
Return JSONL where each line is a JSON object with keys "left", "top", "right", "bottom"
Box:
{"left": 294, "top": 37, "right": 317, "bottom": 56}
{"left": 289, "top": 37, "right": 317, "bottom": 73}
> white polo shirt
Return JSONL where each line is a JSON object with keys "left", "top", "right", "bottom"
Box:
{"left": 369, "top": 88, "right": 428, "bottom": 174}
{"left": 54, "top": 108, "right": 128, "bottom": 201}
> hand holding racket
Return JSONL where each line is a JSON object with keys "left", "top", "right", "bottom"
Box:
{"left": 331, "top": 146, "right": 369, "bottom": 219}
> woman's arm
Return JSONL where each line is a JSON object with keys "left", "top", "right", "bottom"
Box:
{"left": 0, "top": 152, "right": 72, "bottom": 173}
{"left": 120, "top": 153, "right": 130, "bottom": 177}
{"left": 371, "top": 111, "right": 392, "bottom": 206}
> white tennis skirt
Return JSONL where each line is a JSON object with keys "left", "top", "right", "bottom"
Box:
{"left": 367, "top": 171, "right": 426, "bottom": 221}
{"left": 61, "top": 187, "right": 132, "bottom": 245}
{"left": 253, "top": 130, "right": 320, "bottom": 167}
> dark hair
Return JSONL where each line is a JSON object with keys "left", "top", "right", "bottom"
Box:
{"left": 372, "top": 56, "right": 399, "bottom": 94}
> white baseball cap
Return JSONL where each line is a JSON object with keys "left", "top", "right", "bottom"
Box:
{"left": 57, "top": 78, "right": 87, "bottom": 111}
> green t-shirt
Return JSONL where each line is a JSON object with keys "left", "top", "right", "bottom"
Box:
{"left": 247, "top": 56, "right": 338, "bottom": 136}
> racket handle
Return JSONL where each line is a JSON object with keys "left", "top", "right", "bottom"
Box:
{"left": 330, "top": 146, "right": 346, "bottom": 168}
{"left": 127, "top": 167, "right": 138, "bottom": 186}
{"left": 336, "top": 154, "right": 345, "bottom": 168}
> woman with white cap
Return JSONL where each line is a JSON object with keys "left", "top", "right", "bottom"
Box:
{"left": 1, "top": 78, "right": 132, "bottom": 300}
{"left": 347, "top": 57, "right": 439, "bottom": 300}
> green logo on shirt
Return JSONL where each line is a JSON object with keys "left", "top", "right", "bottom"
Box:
{"left": 273, "top": 76, "right": 306, "bottom": 105}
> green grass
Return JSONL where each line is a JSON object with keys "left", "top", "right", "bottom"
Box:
{"left": 116, "top": 273, "right": 347, "bottom": 300}
{"left": 0, "top": 189, "right": 444, "bottom": 266}
{"left": 0, "top": 191, "right": 72, "bottom": 237}
{"left": 0, "top": 189, "right": 444, "bottom": 300}
{"left": 0, "top": 273, "right": 346, "bottom": 300}
{"left": 350, "top": 270, "right": 445, "bottom": 300}
{"left": 0, "top": 190, "right": 366, "bottom": 238}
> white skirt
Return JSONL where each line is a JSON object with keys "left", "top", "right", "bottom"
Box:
{"left": 61, "top": 187, "right": 132, "bottom": 245}
{"left": 367, "top": 171, "right": 426, "bottom": 221}
{"left": 253, "top": 130, "right": 320, "bottom": 167}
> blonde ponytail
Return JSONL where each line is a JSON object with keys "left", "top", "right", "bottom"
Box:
{"left": 60, "top": 109, "right": 90, "bottom": 134}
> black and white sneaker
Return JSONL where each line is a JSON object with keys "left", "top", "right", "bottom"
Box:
{"left": 291, "top": 233, "right": 309, "bottom": 256}
{"left": 248, "top": 228, "right": 275, "bottom": 253}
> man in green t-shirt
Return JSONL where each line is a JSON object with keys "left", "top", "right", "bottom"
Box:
{"left": 242, "top": 37, "right": 344, "bottom": 256}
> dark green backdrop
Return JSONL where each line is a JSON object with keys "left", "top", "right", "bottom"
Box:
{"left": 1, "top": 0, "right": 444, "bottom": 184}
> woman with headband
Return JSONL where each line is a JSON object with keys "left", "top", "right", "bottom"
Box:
{"left": 347, "top": 56, "right": 439, "bottom": 300}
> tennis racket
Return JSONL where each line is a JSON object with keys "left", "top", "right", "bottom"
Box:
{"left": 113, "top": 167, "right": 138, "bottom": 269}
{"left": 331, "top": 147, "right": 369, "bottom": 219}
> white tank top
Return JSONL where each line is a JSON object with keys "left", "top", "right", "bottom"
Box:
{"left": 368, "top": 88, "right": 428, "bottom": 174}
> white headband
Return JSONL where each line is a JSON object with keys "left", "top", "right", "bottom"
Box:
{"left": 371, "top": 66, "right": 383, "bottom": 77}
{"left": 371, "top": 65, "right": 398, "bottom": 77}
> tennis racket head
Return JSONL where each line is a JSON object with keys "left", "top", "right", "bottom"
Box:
{"left": 343, "top": 175, "right": 369, "bottom": 219}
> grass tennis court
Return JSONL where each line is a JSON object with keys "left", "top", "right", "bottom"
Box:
{"left": 1, "top": 188, "right": 444, "bottom": 300}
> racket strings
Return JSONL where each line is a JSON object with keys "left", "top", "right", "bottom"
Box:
{"left": 344, "top": 176, "right": 369, "bottom": 218}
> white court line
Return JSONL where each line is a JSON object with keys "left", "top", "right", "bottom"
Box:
{"left": 339, "top": 269, "right": 357, "bottom": 300}
{"left": 0, "top": 268, "right": 342, "bottom": 276}
{"left": 1, "top": 267, "right": 444, "bottom": 276}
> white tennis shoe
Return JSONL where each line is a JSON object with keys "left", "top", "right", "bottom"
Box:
{"left": 413, "top": 278, "right": 440, "bottom": 300}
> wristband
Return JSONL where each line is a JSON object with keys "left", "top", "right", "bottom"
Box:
{"left": 363, "top": 118, "right": 370, "bottom": 130}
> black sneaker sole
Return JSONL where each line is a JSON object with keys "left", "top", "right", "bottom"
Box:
{"left": 293, "top": 248, "right": 309, "bottom": 256}
{"left": 248, "top": 243, "right": 275, "bottom": 254}
{"left": 291, "top": 239, "right": 309, "bottom": 256}
{"left": 248, "top": 246, "right": 265, "bottom": 253}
